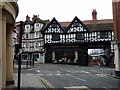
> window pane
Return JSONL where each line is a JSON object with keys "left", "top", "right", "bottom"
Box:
{"left": 52, "top": 34, "right": 60, "bottom": 41}
{"left": 100, "top": 32, "right": 108, "bottom": 38}
{"left": 25, "top": 25, "right": 30, "bottom": 29}
{"left": 76, "top": 33, "right": 85, "bottom": 40}
{"left": 35, "top": 23, "right": 40, "bottom": 28}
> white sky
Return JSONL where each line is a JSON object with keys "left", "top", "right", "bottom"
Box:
{"left": 16, "top": 0, "right": 113, "bottom": 22}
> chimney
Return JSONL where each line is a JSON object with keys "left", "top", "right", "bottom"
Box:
{"left": 32, "top": 15, "right": 37, "bottom": 22}
{"left": 92, "top": 9, "right": 97, "bottom": 21}
{"left": 26, "top": 15, "right": 30, "bottom": 21}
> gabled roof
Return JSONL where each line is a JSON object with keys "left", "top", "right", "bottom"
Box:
{"left": 59, "top": 19, "right": 113, "bottom": 32}
{"left": 66, "top": 16, "right": 90, "bottom": 33}
{"left": 24, "top": 20, "right": 33, "bottom": 25}
{"left": 42, "top": 17, "right": 64, "bottom": 33}
{"left": 34, "top": 18, "right": 49, "bottom": 24}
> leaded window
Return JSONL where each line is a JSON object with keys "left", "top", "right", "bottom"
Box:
{"left": 35, "top": 32, "right": 39, "bottom": 38}
{"left": 76, "top": 33, "right": 85, "bottom": 40}
{"left": 25, "top": 43, "right": 29, "bottom": 51}
{"left": 25, "top": 33, "right": 29, "bottom": 39}
{"left": 52, "top": 34, "right": 60, "bottom": 41}
{"left": 25, "top": 24, "right": 30, "bottom": 32}
{"left": 34, "top": 42, "right": 40, "bottom": 50}
{"left": 34, "top": 23, "right": 40, "bottom": 28}
{"left": 100, "top": 32, "right": 108, "bottom": 38}
{"left": 73, "top": 22, "right": 79, "bottom": 27}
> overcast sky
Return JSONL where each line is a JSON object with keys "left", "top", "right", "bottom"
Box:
{"left": 16, "top": 0, "right": 113, "bottom": 22}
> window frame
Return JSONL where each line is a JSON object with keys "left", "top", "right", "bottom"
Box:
{"left": 75, "top": 33, "right": 85, "bottom": 40}
{"left": 25, "top": 43, "right": 29, "bottom": 51}
{"left": 52, "top": 34, "right": 60, "bottom": 41}
{"left": 34, "top": 42, "right": 40, "bottom": 50}
{"left": 25, "top": 24, "right": 30, "bottom": 32}
{"left": 35, "top": 32, "right": 40, "bottom": 38}
{"left": 34, "top": 23, "right": 41, "bottom": 29}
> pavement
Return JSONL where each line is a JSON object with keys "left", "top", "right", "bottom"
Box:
{"left": 6, "top": 62, "right": 47, "bottom": 89}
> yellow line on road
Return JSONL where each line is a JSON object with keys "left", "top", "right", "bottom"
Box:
{"left": 39, "top": 76, "right": 56, "bottom": 89}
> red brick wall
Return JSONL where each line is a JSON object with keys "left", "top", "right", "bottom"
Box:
{"left": 113, "top": 1, "right": 120, "bottom": 39}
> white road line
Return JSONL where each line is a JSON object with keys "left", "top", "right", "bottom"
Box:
{"left": 57, "top": 71, "right": 61, "bottom": 73}
{"left": 96, "top": 74, "right": 107, "bottom": 77}
{"left": 65, "top": 70, "right": 71, "bottom": 72}
{"left": 81, "top": 70, "right": 90, "bottom": 74}
{"left": 67, "top": 74, "right": 86, "bottom": 82}
{"left": 36, "top": 70, "right": 40, "bottom": 73}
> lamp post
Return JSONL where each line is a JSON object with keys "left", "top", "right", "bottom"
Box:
{"left": 17, "top": 21, "right": 23, "bottom": 90}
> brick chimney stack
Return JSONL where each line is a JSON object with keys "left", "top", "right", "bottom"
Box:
{"left": 26, "top": 15, "right": 30, "bottom": 21}
{"left": 92, "top": 9, "right": 97, "bottom": 21}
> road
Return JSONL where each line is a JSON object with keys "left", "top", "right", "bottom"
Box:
{"left": 14, "top": 64, "right": 119, "bottom": 89}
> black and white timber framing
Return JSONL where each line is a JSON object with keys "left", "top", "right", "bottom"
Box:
{"left": 43, "top": 17, "right": 114, "bottom": 45}
{"left": 42, "top": 17, "right": 114, "bottom": 65}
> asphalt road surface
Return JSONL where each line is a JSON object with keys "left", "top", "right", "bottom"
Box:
{"left": 15, "top": 64, "right": 120, "bottom": 89}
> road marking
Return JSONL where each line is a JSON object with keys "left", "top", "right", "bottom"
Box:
{"left": 65, "top": 70, "right": 71, "bottom": 72}
{"left": 81, "top": 70, "right": 90, "bottom": 74}
{"left": 64, "top": 86, "right": 89, "bottom": 89}
{"left": 96, "top": 74, "right": 107, "bottom": 77}
{"left": 56, "top": 71, "right": 61, "bottom": 73}
{"left": 67, "top": 74, "right": 86, "bottom": 82}
{"left": 55, "top": 73, "right": 62, "bottom": 76}
{"left": 36, "top": 70, "right": 40, "bottom": 73}
{"left": 39, "top": 76, "right": 55, "bottom": 88}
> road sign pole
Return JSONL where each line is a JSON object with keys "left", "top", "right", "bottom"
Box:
{"left": 17, "top": 21, "right": 23, "bottom": 90}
